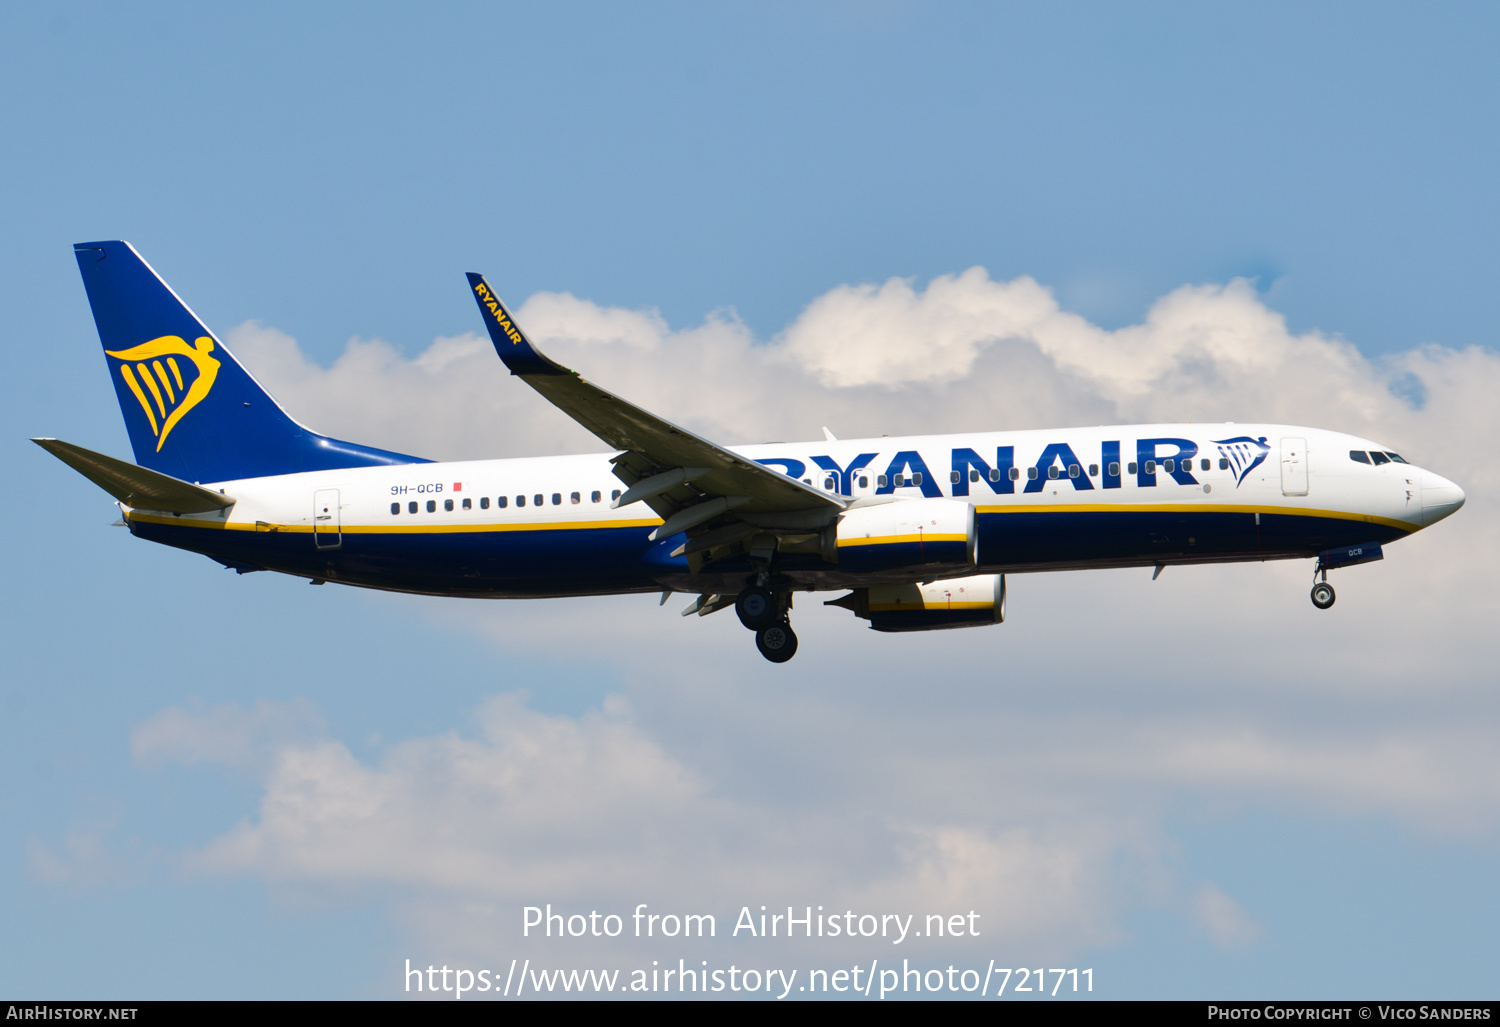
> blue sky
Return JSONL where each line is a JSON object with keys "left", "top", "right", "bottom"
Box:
{"left": 3, "top": 1, "right": 1498, "bottom": 1000}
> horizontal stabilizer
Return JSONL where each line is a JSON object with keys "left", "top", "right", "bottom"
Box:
{"left": 33, "top": 438, "right": 234, "bottom": 514}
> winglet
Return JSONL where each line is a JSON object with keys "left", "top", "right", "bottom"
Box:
{"left": 465, "top": 273, "right": 569, "bottom": 377}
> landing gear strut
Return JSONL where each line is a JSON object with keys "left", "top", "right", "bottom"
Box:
{"left": 1310, "top": 563, "right": 1336, "bottom": 610}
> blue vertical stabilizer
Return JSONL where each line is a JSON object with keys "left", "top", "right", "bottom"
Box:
{"left": 74, "top": 240, "right": 427, "bottom": 482}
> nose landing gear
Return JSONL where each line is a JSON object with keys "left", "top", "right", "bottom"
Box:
{"left": 1310, "top": 562, "right": 1336, "bottom": 610}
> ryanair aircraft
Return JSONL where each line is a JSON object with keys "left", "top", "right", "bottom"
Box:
{"left": 37, "top": 241, "right": 1466, "bottom": 662}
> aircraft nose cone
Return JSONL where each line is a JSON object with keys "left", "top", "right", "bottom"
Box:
{"left": 1419, "top": 469, "right": 1465, "bottom": 527}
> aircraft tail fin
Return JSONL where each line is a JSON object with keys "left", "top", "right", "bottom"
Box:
{"left": 74, "top": 241, "right": 427, "bottom": 482}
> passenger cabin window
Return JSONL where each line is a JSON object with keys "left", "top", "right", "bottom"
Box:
{"left": 1201, "top": 458, "right": 1210, "bottom": 471}
{"left": 462, "top": 498, "right": 471, "bottom": 510}
{"left": 444, "top": 499, "right": 454, "bottom": 511}
{"left": 803, "top": 478, "right": 812, "bottom": 485}
{"left": 1089, "top": 464, "right": 1098, "bottom": 476}
{"left": 859, "top": 476, "right": 869, "bottom": 488}
{"left": 970, "top": 469, "right": 980, "bottom": 483}
{"left": 1009, "top": 467, "right": 1021, "bottom": 481}
{"left": 1219, "top": 458, "right": 1229, "bottom": 469}
{"left": 912, "top": 472, "right": 923, "bottom": 486}
{"left": 426, "top": 500, "right": 436, "bottom": 513}
{"left": 1047, "top": 466, "right": 1059, "bottom": 479}
{"left": 877, "top": 475, "right": 888, "bottom": 488}
{"left": 611, "top": 489, "right": 621, "bottom": 501}
{"left": 988, "top": 468, "right": 1000, "bottom": 482}
{"left": 1369, "top": 452, "right": 1390, "bottom": 465}
{"left": 481, "top": 497, "right": 490, "bottom": 509}
{"left": 1144, "top": 460, "right": 1156, "bottom": 474}
{"left": 950, "top": 470, "right": 961, "bottom": 484}
{"left": 1163, "top": 459, "right": 1175, "bottom": 473}
{"left": 825, "top": 477, "right": 836, "bottom": 490}
{"left": 408, "top": 501, "right": 418, "bottom": 514}
{"left": 571, "top": 492, "right": 581, "bottom": 504}
{"left": 1068, "top": 464, "right": 1080, "bottom": 478}
{"left": 536, "top": 494, "right": 545, "bottom": 506}
{"left": 517, "top": 495, "right": 525, "bottom": 507}
{"left": 1108, "top": 462, "right": 1120, "bottom": 476}
{"left": 591, "top": 491, "right": 601, "bottom": 503}
{"left": 390, "top": 502, "right": 400, "bottom": 515}
{"left": 1128, "top": 462, "right": 1138, "bottom": 474}
{"left": 551, "top": 493, "right": 561, "bottom": 505}
{"left": 1350, "top": 450, "right": 1371, "bottom": 464}
{"left": 1027, "top": 467, "right": 1039, "bottom": 480}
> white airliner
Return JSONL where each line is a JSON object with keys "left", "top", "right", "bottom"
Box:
{"left": 37, "top": 241, "right": 1465, "bottom": 662}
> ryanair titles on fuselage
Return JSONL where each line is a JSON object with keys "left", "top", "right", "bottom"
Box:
{"left": 759, "top": 433, "right": 1275, "bottom": 497}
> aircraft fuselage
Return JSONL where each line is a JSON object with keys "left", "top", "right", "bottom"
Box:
{"left": 123, "top": 423, "right": 1461, "bottom": 598}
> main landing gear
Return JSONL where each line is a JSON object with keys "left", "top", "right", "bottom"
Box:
{"left": 737, "top": 583, "right": 797, "bottom": 663}
{"left": 755, "top": 620, "right": 798, "bottom": 663}
{"left": 1310, "top": 563, "right": 1336, "bottom": 610}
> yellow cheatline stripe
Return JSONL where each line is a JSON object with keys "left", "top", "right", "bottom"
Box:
{"left": 839, "top": 533, "right": 968, "bottom": 548}
{"left": 973, "top": 502, "right": 1414, "bottom": 532}
{"left": 870, "top": 601, "right": 993, "bottom": 612}
{"left": 167, "top": 356, "right": 184, "bottom": 390}
{"left": 127, "top": 512, "right": 662, "bottom": 534}
{"left": 119, "top": 364, "right": 159, "bottom": 436}
{"left": 152, "top": 360, "right": 175, "bottom": 403}
{"left": 137, "top": 362, "right": 166, "bottom": 417}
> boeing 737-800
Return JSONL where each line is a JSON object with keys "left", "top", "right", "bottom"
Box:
{"left": 36, "top": 241, "right": 1466, "bottom": 662}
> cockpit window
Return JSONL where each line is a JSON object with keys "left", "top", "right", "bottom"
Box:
{"left": 1369, "top": 452, "right": 1391, "bottom": 465}
{"left": 1384, "top": 452, "right": 1407, "bottom": 463}
{"left": 1349, "top": 450, "right": 1371, "bottom": 464}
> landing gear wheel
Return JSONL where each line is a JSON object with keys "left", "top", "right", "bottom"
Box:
{"left": 736, "top": 586, "right": 777, "bottom": 630}
{"left": 755, "top": 620, "right": 798, "bottom": 663}
{"left": 1310, "top": 582, "right": 1336, "bottom": 610}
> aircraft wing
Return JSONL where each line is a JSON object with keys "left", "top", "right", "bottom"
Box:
{"left": 466, "top": 273, "right": 843, "bottom": 539}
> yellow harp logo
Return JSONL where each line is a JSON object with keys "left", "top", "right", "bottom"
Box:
{"left": 105, "top": 336, "right": 222, "bottom": 452}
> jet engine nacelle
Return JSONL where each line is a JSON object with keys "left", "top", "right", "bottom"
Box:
{"left": 827, "top": 573, "right": 1006, "bottom": 633}
{"left": 833, "top": 498, "right": 976, "bottom": 573}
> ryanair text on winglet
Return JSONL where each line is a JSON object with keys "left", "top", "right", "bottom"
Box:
{"left": 473, "top": 281, "right": 524, "bottom": 346}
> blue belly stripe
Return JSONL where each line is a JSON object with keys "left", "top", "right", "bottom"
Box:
{"left": 127, "top": 507, "right": 1413, "bottom": 596}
